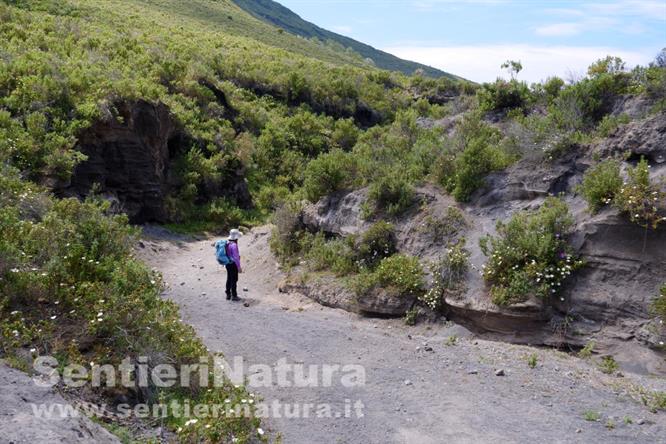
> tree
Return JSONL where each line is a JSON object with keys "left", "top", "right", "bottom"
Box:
{"left": 587, "top": 56, "right": 625, "bottom": 77}
{"left": 501, "top": 60, "right": 523, "bottom": 80}
{"left": 655, "top": 48, "right": 666, "bottom": 68}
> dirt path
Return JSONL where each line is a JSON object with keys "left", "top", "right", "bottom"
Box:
{"left": 140, "top": 226, "right": 666, "bottom": 444}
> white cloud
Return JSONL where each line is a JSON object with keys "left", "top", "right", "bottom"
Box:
{"left": 536, "top": 0, "right": 665, "bottom": 38}
{"left": 382, "top": 44, "right": 657, "bottom": 83}
{"left": 535, "top": 23, "right": 583, "bottom": 36}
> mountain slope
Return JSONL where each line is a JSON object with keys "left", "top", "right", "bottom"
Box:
{"left": 233, "top": 0, "right": 458, "bottom": 79}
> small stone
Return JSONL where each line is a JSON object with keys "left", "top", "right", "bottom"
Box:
{"left": 404, "top": 379, "right": 413, "bottom": 386}
{"left": 201, "top": 292, "right": 206, "bottom": 296}
{"left": 575, "top": 429, "right": 581, "bottom": 434}
{"left": 637, "top": 419, "right": 645, "bottom": 425}
{"left": 467, "top": 369, "right": 478, "bottom": 375}
{"left": 138, "top": 241, "right": 146, "bottom": 248}
{"left": 180, "top": 282, "right": 185, "bottom": 286}
{"left": 407, "top": 334, "right": 412, "bottom": 340}
{"left": 243, "top": 302, "right": 250, "bottom": 308}
{"left": 243, "top": 287, "right": 249, "bottom": 292}
{"left": 424, "top": 346, "right": 434, "bottom": 352}
{"left": 495, "top": 369, "right": 505, "bottom": 376}
{"left": 416, "top": 346, "right": 421, "bottom": 352}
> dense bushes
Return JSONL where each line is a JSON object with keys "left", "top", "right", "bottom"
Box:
{"left": 366, "top": 175, "right": 416, "bottom": 217}
{"left": 268, "top": 201, "right": 305, "bottom": 265}
{"left": 478, "top": 79, "right": 532, "bottom": 113}
{"left": 0, "top": 170, "right": 262, "bottom": 442}
{"left": 437, "top": 113, "right": 514, "bottom": 201}
{"left": 356, "top": 221, "right": 397, "bottom": 268}
{"left": 303, "top": 149, "right": 357, "bottom": 202}
{"left": 353, "top": 254, "right": 425, "bottom": 299}
{"left": 615, "top": 157, "right": 666, "bottom": 229}
{"left": 480, "top": 197, "right": 582, "bottom": 306}
{"left": 578, "top": 160, "right": 623, "bottom": 213}
{"left": 420, "top": 243, "right": 470, "bottom": 310}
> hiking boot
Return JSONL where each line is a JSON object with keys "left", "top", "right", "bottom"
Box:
{"left": 231, "top": 296, "right": 241, "bottom": 302}
{"left": 225, "top": 292, "right": 231, "bottom": 300}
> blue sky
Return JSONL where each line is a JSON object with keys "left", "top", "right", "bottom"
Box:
{"left": 278, "top": 0, "right": 666, "bottom": 82}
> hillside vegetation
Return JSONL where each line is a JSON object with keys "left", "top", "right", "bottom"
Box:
{"left": 1, "top": 0, "right": 665, "bottom": 441}
{"left": 232, "top": 0, "right": 457, "bottom": 78}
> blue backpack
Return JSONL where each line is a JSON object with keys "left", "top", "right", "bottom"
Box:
{"left": 215, "top": 240, "right": 232, "bottom": 265}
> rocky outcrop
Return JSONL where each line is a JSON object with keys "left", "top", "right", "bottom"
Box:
{"left": 0, "top": 362, "right": 120, "bottom": 443}
{"left": 55, "top": 100, "right": 251, "bottom": 223}
{"left": 296, "top": 148, "right": 666, "bottom": 373}
{"left": 596, "top": 111, "right": 666, "bottom": 164}
{"left": 473, "top": 153, "right": 587, "bottom": 207}
{"left": 59, "top": 100, "right": 178, "bottom": 223}
{"left": 279, "top": 275, "right": 415, "bottom": 316}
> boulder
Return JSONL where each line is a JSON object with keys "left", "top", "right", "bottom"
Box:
{"left": 356, "top": 287, "right": 415, "bottom": 316}
{"left": 0, "top": 362, "right": 120, "bottom": 443}
{"left": 302, "top": 189, "right": 369, "bottom": 236}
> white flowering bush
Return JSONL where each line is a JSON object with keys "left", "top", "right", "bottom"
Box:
{"left": 615, "top": 157, "right": 666, "bottom": 229}
{"left": 480, "top": 197, "right": 583, "bottom": 306}
{"left": 420, "top": 243, "right": 470, "bottom": 310}
{"left": 0, "top": 170, "right": 263, "bottom": 443}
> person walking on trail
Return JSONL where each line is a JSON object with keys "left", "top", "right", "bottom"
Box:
{"left": 215, "top": 229, "right": 243, "bottom": 301}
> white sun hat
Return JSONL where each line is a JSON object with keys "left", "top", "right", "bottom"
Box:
{"left": 229, "top": 228, "right": 242, "bottom": 241}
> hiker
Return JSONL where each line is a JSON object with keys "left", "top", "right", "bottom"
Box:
{"left": 215, "top": 229, "right": 243, "bottom": 301}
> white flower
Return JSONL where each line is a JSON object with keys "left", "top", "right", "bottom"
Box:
{"left": 50, "top": 315, "right": 57, "bottom": 320}
{"left": 257, "top": 428, "right": 265, "bottom": 436}
{"left": 30, "top": 348, "right": 36, "bottom": 353}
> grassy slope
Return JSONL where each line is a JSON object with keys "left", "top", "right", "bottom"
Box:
{"left": 233, "top": 0, "right": 458, "bottom": 79}
{"left": 133, "top": 0, "right": 372, "bottom": 68}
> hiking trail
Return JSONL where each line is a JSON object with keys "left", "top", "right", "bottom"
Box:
{"left": 139, "top": 225, "right": 666, "bottom": 444}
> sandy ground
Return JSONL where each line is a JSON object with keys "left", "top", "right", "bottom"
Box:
{"left": 139, "top": 225, "right": 666, "bottom": 444}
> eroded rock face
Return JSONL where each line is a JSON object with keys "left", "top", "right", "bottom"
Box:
{"left": 597, "top": 112, "right": 666, "bottom": 164}
{"left": 57, "top": 100, "right": 251, "bottom": 223}
{"left": 60, "top": 100, "right": 177, "bottom": 223}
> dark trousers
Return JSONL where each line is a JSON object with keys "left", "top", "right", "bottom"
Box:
{"left": 225, "top": 263, "right": 238, "bottom": 298}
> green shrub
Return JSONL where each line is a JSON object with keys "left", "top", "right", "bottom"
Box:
{"left": 419, "top": 206, "right": 467, "bottom": 242}
{"left": 655, "top": 284, "right": 666, "bottom": 319}
{"left": 478, "top": 79, "right": 532, "bottom": 112}
{"left": 331, "top": 118, "right": 360, "bottom": 151}
{"left": 0, "top": 180, "right": 261, "bottom": 442}
{"left": 352, "top": 254, "right": 425, "bottom": 299}
{"left": 356, "top": 221, "right": 397, "bottom": 268}
{"left": 615, "top": 157, "right": 666, "bottom": 229}
{"left": 450, "top": 137, "right": 512, "bottom": 201}
{"left": 303, "top": 149, "right": 357, "bottom": 202}
{"left": 366, "top": 174, "right": 415, "bottom": 217}
{"left": 596, "top": 114, "right": 630, "bottom": 137}
{"left": 302, "top": 232, "right": 357, "bottom": 275}
{"left": 480, "top": 197, "right": 582, "bottom": 306}
{"left": 598, "top": 355, "right": 619, "bottom": 374}
{"left": 403, "top": 307, "right": 418, "bottom": 326}
{"left": 373, "top": 254, "right": 425, "bottom": 296}
{"left": 578, "top": 159, "right": 623, "bottom": 213}
{"left": 269, "top": 201, "right": 304, "bottom": 264}
{"left": 551, "top": 59, "right": 631, "bottom": 129}
{"left": 421, "top": 243, "right": 470, "bottom": 310}
{"left": 435, "top": 113, "right": 513, "bottom": 201}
